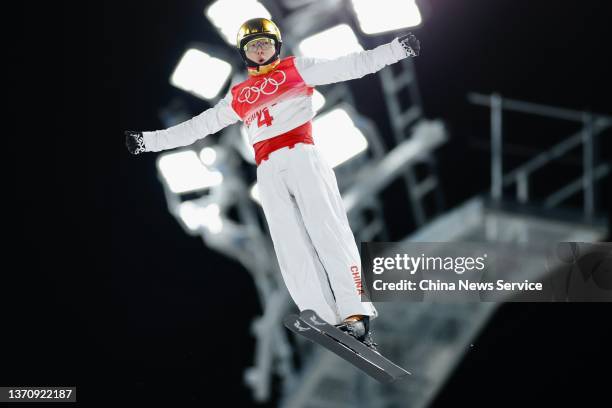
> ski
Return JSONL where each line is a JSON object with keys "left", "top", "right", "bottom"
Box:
{"left": 299, "top": 309, "right": 411, "bottom": 380}
{"left": 283, "top": 313, "right": 395, "bottom": 383}
{"left": 284, "top": 313, "right": 404, "bottom": 383}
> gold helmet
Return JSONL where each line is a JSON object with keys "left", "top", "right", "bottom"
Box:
{"left": 236, "top": 18, "right": 283, "bottom": 70}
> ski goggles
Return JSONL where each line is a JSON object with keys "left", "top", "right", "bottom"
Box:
{"left": 244, "top": 37, "right": 276, "bottom": 53}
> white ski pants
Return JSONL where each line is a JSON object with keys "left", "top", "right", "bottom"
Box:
{"left": 257, "top": 142, "right": 378, "bottom": 325}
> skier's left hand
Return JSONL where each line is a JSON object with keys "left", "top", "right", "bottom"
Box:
{"left": 398, "top": 32, "right": 420, "bottom": 57}
{"left": 125, "top": 130, "right": 146, "bottom": 155}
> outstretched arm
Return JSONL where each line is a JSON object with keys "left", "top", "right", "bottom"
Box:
{"left": 125, "top": 90, "right": 240, "bottom": 154}
{"left": 294, "top": 33, "right": 420, "bottom": 87}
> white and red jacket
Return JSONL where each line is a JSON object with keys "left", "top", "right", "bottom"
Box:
{"left": 142, "top": 37, "right": 410, "bottom": 165}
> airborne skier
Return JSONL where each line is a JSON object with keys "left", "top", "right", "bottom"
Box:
{"left": 125, "top": 17, "right": 420, "bottom": 351}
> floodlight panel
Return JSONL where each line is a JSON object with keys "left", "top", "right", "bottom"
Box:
{"left": 297, "top": 24, "right": 363, "bottom": 59}
{"left": 179, "top": 201, "right": 202, "bottom": 231}
{"left": 312, "top": 108, "right": 368, "bottom": 168}
{"left": 350, "top": 0, "right": 422, "bottom": 34}
{"left": 199, "top": 147, "right": 217, "bottom": 166}
{"left": 157, "top": 151, "right": 223, "bottom": 194}
{"left": 170, "top": 49, "right": 232, "bottom": 100}
{"left": 179, "top": 202, "right": 223, "bottom": 233}
{"left": 201, "top": 203, "right": 223, "bottom": 234}
{"left": 206, "top": 0, "right": 272, "bottom": 46}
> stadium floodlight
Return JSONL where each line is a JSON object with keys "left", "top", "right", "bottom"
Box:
{"left": 179, "top": 201, "right": 223, "bottom": 233}
{"left": 157, "top": 150, "right": 223, "bottom": 194}
{"left": 205, "top": 0, "right": 272, "bottom": 46}
{"left": 312, "top": 108, "right": 368, "bottom": 168}
{"left": 349, "top": 0, "right": 422, "bottom": 35}
{"left": 297, "top": 24, "right": 363, "bottom": 59}
{"left": 170, "top": 48, "right": 232, "bottom": 100}
{"left": 179, "top": 201, "right": 202, "bottom": 231}
{"left": 312, "top": 89, "right": 326, "bottom": 112}
{"left": 199, "top": 147, "right": 218, "bottom": 166}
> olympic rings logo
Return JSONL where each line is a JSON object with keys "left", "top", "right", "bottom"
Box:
{"left": 237, "top": 70, "right": 287, "bottom": 104}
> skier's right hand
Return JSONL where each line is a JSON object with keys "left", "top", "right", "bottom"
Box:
{"left": 125, "top": 130, "right": 146, "bottom": 155}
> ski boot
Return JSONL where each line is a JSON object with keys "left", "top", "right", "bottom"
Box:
{"left": 335, "top": 315, "right": 379, "bottom": 353}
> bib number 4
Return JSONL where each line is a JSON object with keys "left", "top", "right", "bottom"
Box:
{"left": 257, "top": 107, "right": 274, "bottom": 127}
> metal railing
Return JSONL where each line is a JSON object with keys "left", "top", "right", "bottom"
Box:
{"left": 468, "top": 93, "right": 611, "bottom": 222}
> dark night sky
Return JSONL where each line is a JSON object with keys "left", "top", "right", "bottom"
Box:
{"left": 5, "top": 0, "right": 611, "bottom": 406}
